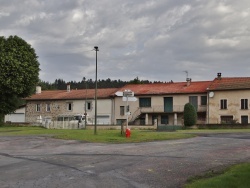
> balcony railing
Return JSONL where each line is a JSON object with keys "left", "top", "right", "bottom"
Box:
{"left": 140, "top": 105, "right": 207, "bottom": 113}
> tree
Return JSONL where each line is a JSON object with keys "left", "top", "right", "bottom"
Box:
{"left": 0, "top": 35, "right": 40, "bottom": 121}
{"left": 37, "top": 79, "right": 56, "bottom": 90}
{"left": 129, "top": 76, "right": 141, "bottom": 84}
{"left": 183, "top": 103, "right": 197, "bottom": 127}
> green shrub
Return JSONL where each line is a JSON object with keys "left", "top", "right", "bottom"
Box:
{"left": 183, "top": 103, "right": 197, "bottom": 126}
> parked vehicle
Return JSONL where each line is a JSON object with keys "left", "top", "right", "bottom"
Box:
{"left": 74, "top": 114, "right": 92, "bottom": 125}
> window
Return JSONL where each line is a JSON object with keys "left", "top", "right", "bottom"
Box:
{"left": 46, "top": 104, "right": 51, "bottom": 112}
{"left": 67, "top": 102, "right": 73, "bottom": 111}
{"left": 201, "top": 96, "right": 207, "bottom": 105}
{"left": 189, "top": 96, "right": 198, "bottom": 111}
{"left": 36, "top": 104, "right": 41, "bottom": 112}
{"left": 87, "top": 102, "right": 92, "bottom": 110}
{"left": 140, "top": 118, "right": 145, "bottom": 125}
{"left": 120, "top": 106, "right": 125, "bottom": 116}
{"left": 161, "top": 115, "right": 169, "bottom": 124}
{"left": 220, "top": 115, "right": 233, "bottom": 124}
{"left": 220, "top": 99, "right": 227, "bottom": 109}
{"left": 139, "top": 98, "right": 151, "bottom": 107}
{"left": 116, "top": 119, "right": 126, "bottom": 125}
{"left": 241, "top": 99, "right": 248, "bottom": 109}
{"left": 84, "top": 101, "right": 92, "bottom": 111}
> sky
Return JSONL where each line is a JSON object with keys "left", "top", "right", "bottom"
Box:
{"left": 1, "top": 0, "right": 250, "bottom": 83}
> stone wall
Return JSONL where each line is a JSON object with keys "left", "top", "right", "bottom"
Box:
{"left": 25, "top": 100, "right": 77, "bottom": 123}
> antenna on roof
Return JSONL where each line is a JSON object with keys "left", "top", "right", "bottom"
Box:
{"left": 183, "top": 71, "right": 188, "bottom": 79}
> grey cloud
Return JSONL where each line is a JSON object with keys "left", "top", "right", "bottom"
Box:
{"left": 1, "top": 0, "right": 250, "bottom": 82}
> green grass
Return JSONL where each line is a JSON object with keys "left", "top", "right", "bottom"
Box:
{"left": 185, "top": 163, "right": 250, "bottom": 188}
{"left": 1, "top": 125, "right": 249, "bottom": 143}
{"left": 0, "top": 125, "right": 194, "bottom": 143}
{"left": 179, "top": 129, "right": 250, "bottom": 133}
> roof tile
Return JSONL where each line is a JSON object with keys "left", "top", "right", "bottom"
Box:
{"left": 25, "top": 88, "right": 119, "bottom": 101}
{"left": 116, "top": 81, "right": 212, "bottom": 95}
{"left": 209, "top": 77, "right": 250, "bottom": 90}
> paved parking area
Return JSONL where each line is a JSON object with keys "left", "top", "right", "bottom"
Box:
{"left": 0, "top": 133, "right": 250, "bottom": 188}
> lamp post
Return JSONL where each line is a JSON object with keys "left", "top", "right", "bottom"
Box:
{"left": 83, "top": 77, "right": 87, "bottom": 128}
{"left": 94, "top": 46, "right": 99, "bottom": 135}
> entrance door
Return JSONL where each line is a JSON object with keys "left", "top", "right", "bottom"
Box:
{"left": 241, "top": 116, "right": 248, "bottom": 124}
{"left": 164, "top": 97, "right": 173, "bottom": 112}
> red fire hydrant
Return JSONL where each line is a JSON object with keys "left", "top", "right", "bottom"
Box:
{"left": 126, "top": 128, "right": 131, "bottom": 138}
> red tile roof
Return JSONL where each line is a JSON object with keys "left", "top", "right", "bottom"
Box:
{"left": 116, "top": 81, "right": 212, "bottom": 95}
{"left": 209, "top": 77, "right": 250, "bottom": 91}
{"left": 25, "top": 77, "right": 250, "bottom": 100}
{"left": 25, "top": 88, "right": 119, "bottom": 101}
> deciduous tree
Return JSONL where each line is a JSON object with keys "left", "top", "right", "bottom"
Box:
{"left": 0, "top": 35, "right": 40, "bottom": 121}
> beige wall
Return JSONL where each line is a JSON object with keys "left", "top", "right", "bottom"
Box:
{"left": 208, "top": 90, "right": 250, "bottom": 124}
{"left": 114, "top": 93, "right": 207, "bottom": 125}
{"left": 114, "top": 97, "right": 139, "bottom": 122}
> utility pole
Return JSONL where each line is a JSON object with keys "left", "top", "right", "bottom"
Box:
{"left": 83, "top": 77, "right": 87, "bottom": 128}
{"left": 126, "top": 94, "right": 129, "bottom": 129}
{"left": 94, "top": 46, "right": 99, "bottom": 135}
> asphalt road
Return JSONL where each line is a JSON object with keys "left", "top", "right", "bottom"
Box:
{"left": 0, "top": 133, "right": 250, "bottom": 188}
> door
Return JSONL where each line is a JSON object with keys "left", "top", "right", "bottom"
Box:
{"left": 164, "top": 97, "right": 173, "bottom": 112}
{"left": 152, "top": 115, "right": 158, "bottom": 125}
{"left": 189, "top": 96, "right": 198, "bottom": 111}
{"left": 241, "top": 116, "right": 248, "bottom": 124}
{"left": 97, "top": 115, "right": 110, "bottom": 124}
{"left": 161, "top": 115, "right": 169, "bottom": 125}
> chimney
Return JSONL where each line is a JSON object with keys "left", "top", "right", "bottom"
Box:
{"left": 186, "top": 78, "right": 192, "bottom": 86}
{"left": 67, "top": 83, "right": 70, "bottom": 92}
{"left": 217, "top": 72, "right": 222, "bottom": 80}
{"left": 36, "top": 86, "right": 41, "bottom": 94}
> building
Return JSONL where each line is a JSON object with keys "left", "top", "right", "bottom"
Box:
{"left": 25, "top": 85, "right": 118, "bottom": 125}
{"left": 24, "top": 73, "right": 250, "bottom": 127}
{"left": 114, "top": 79, "right": 212, "bottom": 126}
{"left": 4, "top": 105, "right": 26, "bottom": 123}
{"left": 207, "top": 73, "right": 250, "bottom": 124}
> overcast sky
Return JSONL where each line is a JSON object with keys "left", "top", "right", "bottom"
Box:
{"left": 1, "top": 0, "right": 250, "bottom": 83}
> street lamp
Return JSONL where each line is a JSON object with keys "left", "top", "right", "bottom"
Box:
{"left": 83, "top": 77, "right": 87, "bottom": 128}
{"left": 94, "top": 46, "right": 99, "bottom": 135}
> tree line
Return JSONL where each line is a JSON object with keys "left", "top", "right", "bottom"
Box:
{"left": 38, "top": 77, "right": 166, "bottom": 90}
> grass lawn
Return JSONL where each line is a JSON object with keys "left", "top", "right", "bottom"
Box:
{"left": 180, "top": 128, "right": 250, "bottom": 133}
{"left": 185, "top": 163, "right": 250, "bottom": 188}
{"left": 0, "top": 125, "right": 195, "bottom": 143}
